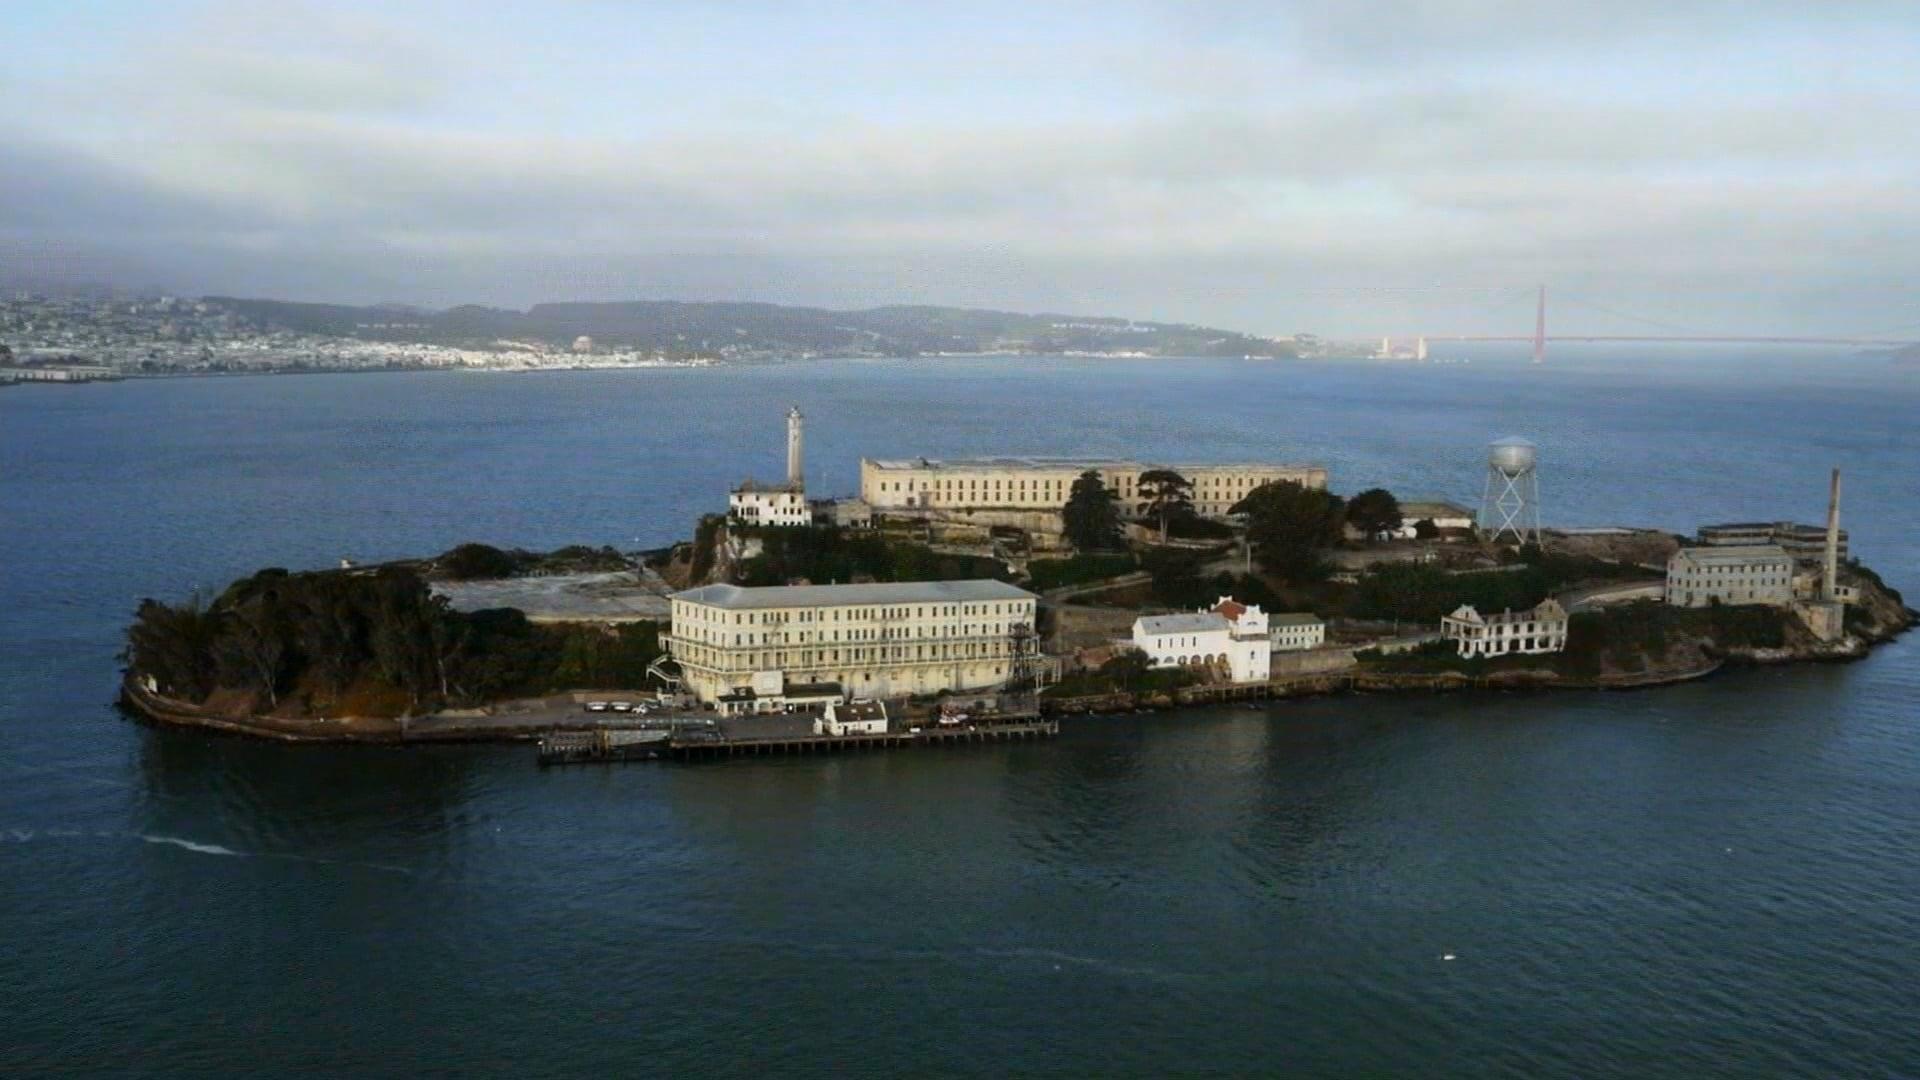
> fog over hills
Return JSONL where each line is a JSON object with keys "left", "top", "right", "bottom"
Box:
{"left": 208, "top": 296, "right": 1296, "bottom": 358}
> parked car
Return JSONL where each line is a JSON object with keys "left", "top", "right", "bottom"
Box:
{"left": 610, "top": 702, "right": 633, "bottom": 713}
{"left": 585, "top": 701, "right": 610, "bottom": 713}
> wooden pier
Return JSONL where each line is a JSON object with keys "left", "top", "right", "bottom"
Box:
{"left": 539, "top": 719, "right": 1058, "bottom": 766}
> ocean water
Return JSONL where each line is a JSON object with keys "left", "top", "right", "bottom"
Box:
{"left": 3, "top": 351, "right": 1918, "bottom": 1077}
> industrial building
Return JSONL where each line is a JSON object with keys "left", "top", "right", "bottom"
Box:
{"left": 1440, "top": 600, "right": 1569, "bottom": 659}
{"left": 1131, "top": 597, "right": 1277, "bottom": 683}
{"left": 1664, "top": 545, "right": 1796, "bottom": 608}
{"left": 1698, "top": 521, "right": 1848, "bottom": 565}
{"left": 860, "top": 457, "right": 1327, "bottom": 518}
{"left": 667, "top": 579, "right": 1039, "bottom": 713}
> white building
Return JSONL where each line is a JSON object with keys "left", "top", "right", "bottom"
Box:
{"left": 668, "top": 580, "right": 1039, "bottom": 714}
{"left": 861, "top": 456, "right": 1327, "bottom": 518}
{"left": 1393, "top": 500, "right": 1477, "bottom": 539}
{"left": 1665, "top": 544, "right": 1795, "bottom": 608}
{"left": 1440, "top": 599, "right": 1569, "bottom": 659}
{"left": 729, "top": 482, "right": 809, "bottom": 527}
{"left": 816, "top": 699, "right": 888, "bottom": 736}
{"left": 729, "top": 407, "right": 811, "bottom": 527}
{"left": 1131, "top": 596, "right": 1273, "bottom": 683}
{"left": 1270, "top": 612, "right": 1326, "bottom": 651}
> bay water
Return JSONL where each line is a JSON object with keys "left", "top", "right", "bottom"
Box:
{"left": 3, "top": 352, "right": 1918, "bottom": 1077}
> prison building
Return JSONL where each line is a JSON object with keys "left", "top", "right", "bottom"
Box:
{"left": 859, "top": 457, "right": 1327, "bottom": 518}
{"left": 667, "top": 580, "right": 1039, "bottom": 714}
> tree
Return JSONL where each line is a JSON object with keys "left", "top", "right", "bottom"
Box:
{"left": 1413, "top": 518, "right": 1440, "bottom": 540}
{"left": 1231, "top": 481, "right": 1346, "bottom": 581}
{"left": 1062, "top": 470, "right": 1123, "bottom": 551}
{"left": 1346, "top": 488, "right": 1404, "bottom": 542}
{"left": 438, "top": 542, "right": 523, "bottom": 581}
{"left": 1136, "top": 469, "right": 1194, "bottom": 543}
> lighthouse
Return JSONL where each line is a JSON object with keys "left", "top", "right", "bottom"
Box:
{"left": 786, "top": 406, "right": 804, "bottom": 489}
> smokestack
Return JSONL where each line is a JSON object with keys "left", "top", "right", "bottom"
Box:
{"left": 786, "top": 406, "right": 804, "bottom": 489}
{"left": 1824, "top": 467, "right": 1841, "bottom": 601}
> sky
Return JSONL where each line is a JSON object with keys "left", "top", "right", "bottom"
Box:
{"left": 2, "top": 0, "right": 1918, "bottom": 337}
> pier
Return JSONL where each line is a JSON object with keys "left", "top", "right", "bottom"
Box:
{"left": 538, "top": 718, "right": 1058, "bottom": 766}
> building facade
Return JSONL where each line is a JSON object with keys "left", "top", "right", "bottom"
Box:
{"left": 860, "top": 457, "right": 1328, "bottom": 518}
{"left": 729, "top": 482, "right": 809, "bottom": 527}
{"left": 668, "top": 580, "right": 1039, "bottom": 713}
{"left": 1665, "top": 544, "right": 1796, "bottom": 608}
{"left": 1270, "top": 613, "right": 1326, "bottom": 651}
{"left": 1132, "top": 596, "right": 1273, "bottom": 683}
{"left": 1441, "top": 599, "right": 1569, "bottom": 659}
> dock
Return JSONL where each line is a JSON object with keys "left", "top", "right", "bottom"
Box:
{"left": 538, "top": 717, "right": 1057, "bottom": 766}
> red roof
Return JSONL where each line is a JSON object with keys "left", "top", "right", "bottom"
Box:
{"left": 1212, "top": 598, "right": 1248, "bottom": 623}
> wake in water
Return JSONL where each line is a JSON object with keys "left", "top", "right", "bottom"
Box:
{"left": 0, "top": 827, "right": 412, "bottom": 875}
{"left": 140, "top": 834, "right": 242, "bottom": 857}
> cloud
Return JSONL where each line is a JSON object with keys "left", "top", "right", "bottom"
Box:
{"left": 2, "top": 1, "right": 1917, "bottom": 334}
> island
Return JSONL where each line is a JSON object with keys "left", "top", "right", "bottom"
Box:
{"left": 119, "top": 414, "right": 1914, "bottom": 756}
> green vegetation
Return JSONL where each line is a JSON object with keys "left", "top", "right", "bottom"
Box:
{"left": 688, "top": 514, "right": 725, "bottom": 583}
{"left": 1136, "top": 468, "right": 1195, "bottom": 543}
{"left": 434, "top": 542, "right": 629, "bottom": 581}
{"left": 735, "top": 527, "right": 1006, "bottom": 587}
{"left": 1348, "top": 546, "right": 1654, "bottom": 624}
{"left": 1062, "top": 471, "right": 1124, "bottom": 551}
{"left": 1044, "top": 650, "right": 1197, "bottom": 698}
{"left": 1231, "top": 480, "right": 1346, "bottom": 582}
{"left": 1346, "top": 488, "right": 1403, "bottom": 541}
{"left": 1026, "top": 552, "right": 1138, "bottom": 592}
{"left": 1361, "top": 600, "right": 1793, "bottom": 680}
{"left": 1350, "top": 563, "right": 1553, "bottom": 623}
{"left": 126, "top": 566, "right": 666, "bottom": 716}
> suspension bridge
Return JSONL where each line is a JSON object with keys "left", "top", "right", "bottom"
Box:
{"left": 1367, "top": 286, "right": 1919, "bottom": 363}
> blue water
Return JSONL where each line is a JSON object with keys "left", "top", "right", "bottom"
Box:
{"left": 3, "top": 353, "right": 1918, "bottom": 1077}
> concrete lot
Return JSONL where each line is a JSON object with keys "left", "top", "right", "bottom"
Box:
{"left": 432, "top": 570, "right": 671, "bottom": 622}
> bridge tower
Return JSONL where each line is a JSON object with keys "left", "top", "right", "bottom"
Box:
{"left": 1532, "top": 284, "right": 1547, "bottom": 365}
{"left": 1480, "top": 436, "right": 1542, "bottom": 546}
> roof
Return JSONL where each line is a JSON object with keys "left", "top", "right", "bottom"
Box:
{"left": 863, "top": 456, "right": 1321, "bottom": 474}
{"left": 1270, "top": 612, "right": 1323, "bottom": 627}
{"left": 731, "top": 479, "right": 803, "bottom": 494}
{"left": 1212, "top": 597, "right": 1247, "bottom": 622}
{"left": 1444, "top": 599, "right": 1567, "bottom": 626}
{"left": 1673, "top": 544, "right": 1794, "bottom": 565}
{"left": 1400, "top": 500, "right": 1474, "bottom": 518}
{"left": 673, "top": 579, "right": 1036, "bottom": 610}
{"left": 1136, "top": 612, "right": 1230, "bottom": 636}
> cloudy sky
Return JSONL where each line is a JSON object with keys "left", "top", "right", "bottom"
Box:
{"left": 3, "top": 1, "right": 1917, "bottom": 336}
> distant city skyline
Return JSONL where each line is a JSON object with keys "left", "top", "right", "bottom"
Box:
{"left": 3, "top": 1, "right": 1918, "bottom": 337}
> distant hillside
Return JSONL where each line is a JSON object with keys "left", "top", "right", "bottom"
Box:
{"left": 204, "top": 296, "right": 1295, "bottom": 359}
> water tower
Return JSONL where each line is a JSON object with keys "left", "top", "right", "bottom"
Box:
{"left": 1480, "top": 436, "right": 1541, "bottom": 546}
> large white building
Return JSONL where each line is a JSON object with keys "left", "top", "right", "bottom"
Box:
{"left": 1440, "top": 599, "right": 1569, "bottom": 659}
{"left": 1131, "top": 596, "right": 1274, "bottom": 683}
{"left": 668, "top": 580, "right": 1039, "bottom": 713}
{"left": 860, "top": 457, "right": 1328, "bottom": 518}
{"left": 1665, "top": 544, "right": 1796, "bottom": 608}
{"left": 728, "top": 407, "right": 811, "bottom": 527}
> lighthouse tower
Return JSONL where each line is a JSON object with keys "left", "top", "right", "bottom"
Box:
{"left": 786, "top": 406, "right": 804, "bottom": 488}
